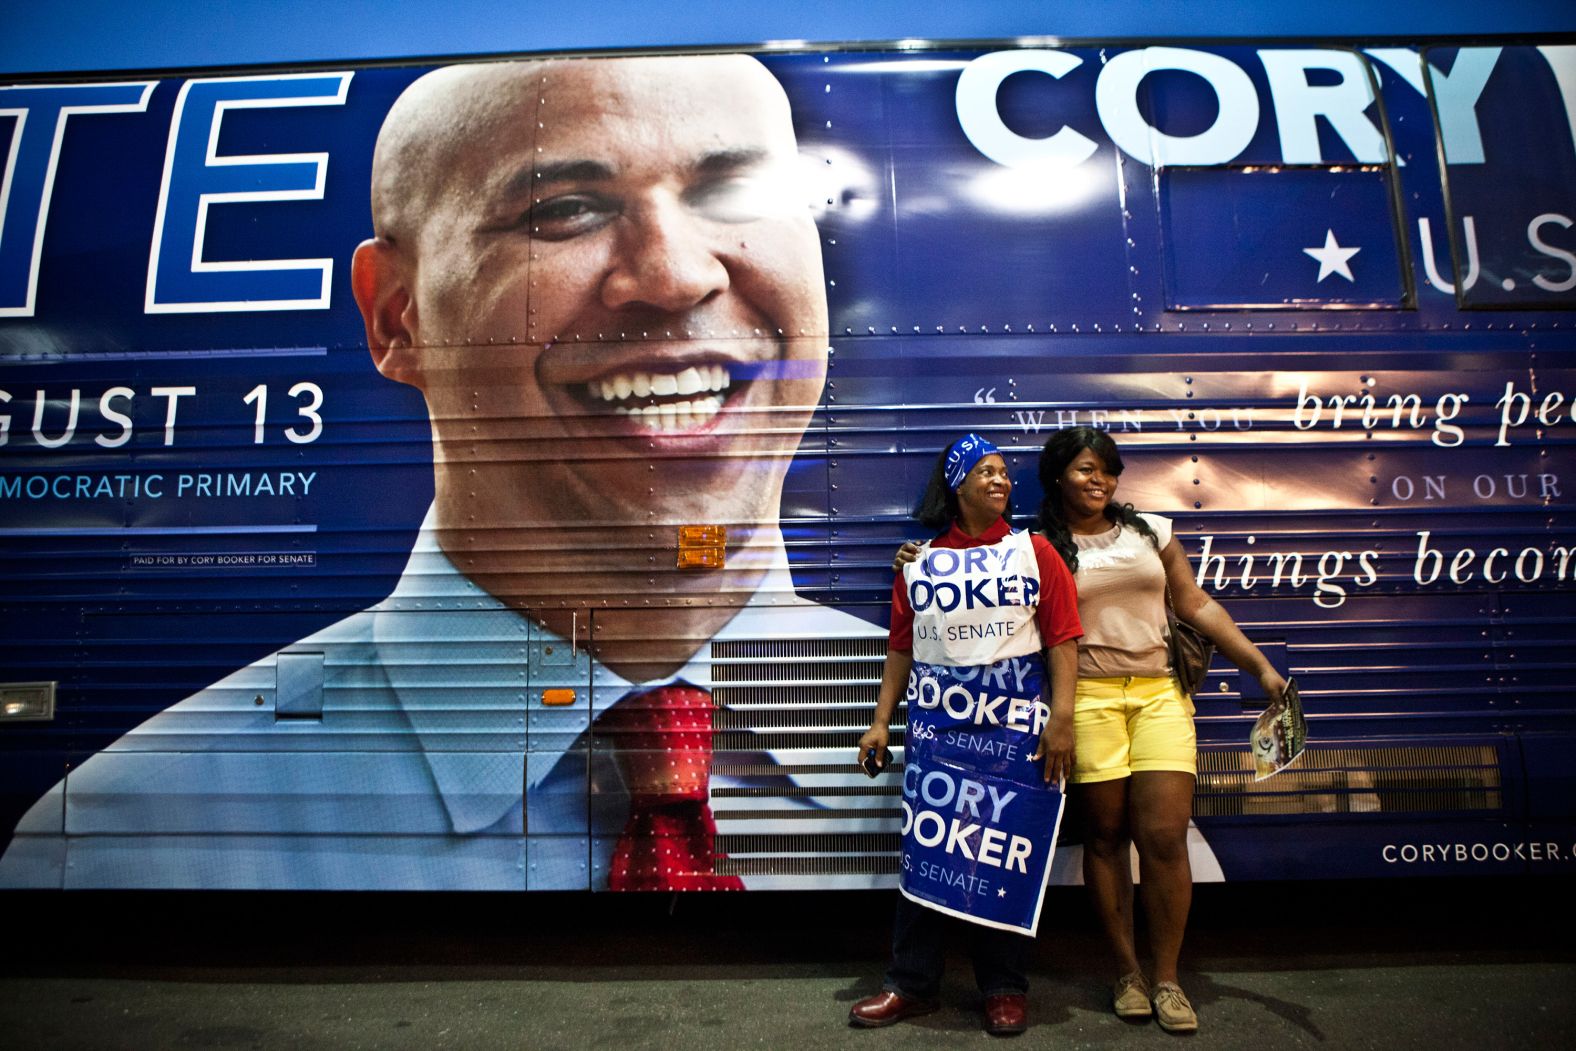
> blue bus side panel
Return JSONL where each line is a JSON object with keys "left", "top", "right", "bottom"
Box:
{"left": 1, "top": 43, "right": 1573, "bottom": 887}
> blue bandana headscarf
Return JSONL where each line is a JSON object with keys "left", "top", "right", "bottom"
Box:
{"left": 944, "top": 432, "right": 1000, "bottom": 490}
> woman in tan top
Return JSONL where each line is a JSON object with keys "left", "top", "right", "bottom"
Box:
{"left": 1038, "top": 427, "right": 1286, "bottom": 1033}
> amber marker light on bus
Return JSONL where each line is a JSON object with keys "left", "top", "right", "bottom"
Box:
{"left": 541, "top": 689, "right": 577, "bottom": 707}
{"left": 677, "top": 525, "right": 727, "bottom": 570}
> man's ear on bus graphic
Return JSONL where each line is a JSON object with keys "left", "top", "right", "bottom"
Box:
{"left": 352, "top": 235, "right": 422, "bottom": 388}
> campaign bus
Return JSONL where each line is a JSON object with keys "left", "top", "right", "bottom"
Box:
{"left": 1, "top": 36, "right": 1573, "bottom": 889}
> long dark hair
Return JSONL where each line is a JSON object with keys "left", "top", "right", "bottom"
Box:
{"left": 1036, "top": 427, "right": 1157, "bottom": 572}
{"left": 914, "top": 447, "right": 960, "bottom": 531}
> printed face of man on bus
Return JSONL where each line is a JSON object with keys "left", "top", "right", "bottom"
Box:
{"left": 352, "top": 56, "right": 827, "bottom": 577}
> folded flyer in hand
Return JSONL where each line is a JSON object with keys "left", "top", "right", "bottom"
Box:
{"left": 1251, "top": 676, "right": 1307, "bottom": 781}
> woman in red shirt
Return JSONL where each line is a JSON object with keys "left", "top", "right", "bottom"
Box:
{"left": 849, "top": 433, "right": 1081, "bottom": 1037}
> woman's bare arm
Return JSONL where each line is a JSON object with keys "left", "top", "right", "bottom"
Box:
{"left": 857, "top": 648, "right": 913, "bottom": 769}
{"left": 1030, "top": 637, "right": 1078, "bottom": 785}
{"left": 1160, "top": 538, "right": 1286, "bottom": 704}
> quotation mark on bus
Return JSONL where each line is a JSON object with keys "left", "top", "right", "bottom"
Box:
{"left": 974, "top": 388, "right": 997, "bottom": 404}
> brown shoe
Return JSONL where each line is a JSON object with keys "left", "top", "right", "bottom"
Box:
{"left": 1113, "top": 971, "right": 1153, "bottom": 1019}
{"left": 1153, "top": 982, "right": 1198, "bottom": 1034}
{"left": 848, "top": 990, "right": 939, "bottom": 1028}
{"left": 983, "top": 993, "right": 1027, "bottom": 1036}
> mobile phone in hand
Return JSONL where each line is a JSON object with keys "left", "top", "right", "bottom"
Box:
{"left": 860, "top": 746, "right": 893, "bottom": 778}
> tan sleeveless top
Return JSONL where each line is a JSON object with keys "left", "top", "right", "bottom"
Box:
{"left": 1070, "top": 513, "right": 1172, "bottom": 678}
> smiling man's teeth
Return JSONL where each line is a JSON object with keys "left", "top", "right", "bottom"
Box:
{"left": 611, "top": 396, "right": 726, "bottom": 431}
{"left": 587, "top": 365, "right": 733, "bottom": 432}
{"left": 674, "top": 367, "right": 704, "bottom": 396}
{"left": 591, "top": 364, "right": 731, "bottom": 405}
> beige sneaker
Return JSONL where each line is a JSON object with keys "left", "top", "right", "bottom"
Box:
{"left": 1152, "top": 982, "right": 1198, "bottom": 1033}
{"left": 1112, "top": 971, "right": 1152, "bottom": 1019}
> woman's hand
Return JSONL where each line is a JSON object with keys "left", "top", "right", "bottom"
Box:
{"left": 891, "top": 541, "right": 922, "bottom": 573}
{"left": 1030, "top": 712, "right": 1075, "bottom": 786}
{"left": 1258, "top": 668, "right": 1288, "bottom": 707}
{"left": 857, "top": 724, "right": 890, "bottom": 770}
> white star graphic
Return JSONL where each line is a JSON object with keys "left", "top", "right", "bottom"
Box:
{"left": 1303, "top": 229, "right": 1361, "bottom": 283}
{"left": 997, "top": 887, "right": 1007, "bottom": 898}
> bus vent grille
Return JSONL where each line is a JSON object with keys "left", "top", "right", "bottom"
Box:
{"left": 1194, "top": 745, "right": 1503, "bottom": 815}
{"left": 718, "top": 833, "right": 901, "bottom": 854}
{"left": 712, "top": 638, "right": 888, "bottom": 660}
{"left": 718, "top": 855, "right": 901, "bottom": 876}
{"left": 715, "top": 706, "right": 884, "bottom": 730}
{"left": 716, "top": 730, "right": 905, "bottom": 750}
{"left": 714, "top": 684, "right": 881, "bottom": 706}
{"left": 1197, "top": 744, "right": 1499, "bottom": 773}
{"left": 716, "top": 807, "right": 903, "bottom": 821}
{"left": 713, "top": 784, "right": 897, "bottom": 799}
{"left": 711, "top": 659, "right": 884, "bottom": 683}
{"left": 713, "top": 763, "right": 905, "bottom": 777}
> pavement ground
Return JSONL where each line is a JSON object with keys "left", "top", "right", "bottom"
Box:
{"left": 3, "top": 878, "right": 1572, "bottom": 1050}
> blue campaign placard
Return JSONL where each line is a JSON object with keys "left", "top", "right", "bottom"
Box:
{"left": 899, "top": 654, "right": 1066, "bottom": 933}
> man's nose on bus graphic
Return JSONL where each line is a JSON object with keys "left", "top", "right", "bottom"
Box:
{"left": 598, "top": 194, "right": 732, "bottom": 314}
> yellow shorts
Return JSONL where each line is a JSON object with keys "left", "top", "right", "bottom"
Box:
{"left": 1069, "top": 675, "right": 1197, "bottom": 784}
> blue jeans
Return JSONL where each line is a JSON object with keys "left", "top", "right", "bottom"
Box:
{"left": 882, "top": 894, "right": 1031, "bottom": 1000}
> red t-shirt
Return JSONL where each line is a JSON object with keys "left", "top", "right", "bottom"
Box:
{"left": 888, "top": 517, "right": 1082, "bottom": 652}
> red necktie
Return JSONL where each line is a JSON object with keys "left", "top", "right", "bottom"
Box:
{"left": 601, "top": 684, "right": 744, "bottom": 891}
